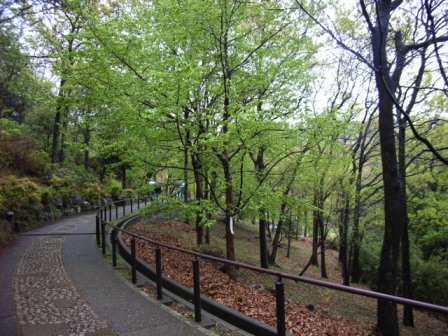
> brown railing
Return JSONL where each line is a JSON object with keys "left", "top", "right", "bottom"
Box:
{"left": 96, "top": 201, "right": 448, "bottom": 336}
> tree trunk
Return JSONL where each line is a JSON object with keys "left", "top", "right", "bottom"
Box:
{"left": 269, "top": 164, "right": 304, "bottom": 264}
{"left": 398, "top": 112, "right": 414, "bottom": 327}
{"left": 269, "top": 217, "right": 283, "bottom": 265}
{"left": 121, "top": 165, "right": 127, "bottom": 190}
{"left": 182, "top": 109, "right": 191, "bottom": 206}
{"left": 250, "top": 146, "right": 269, "bottom": 269}
{"left": 183, "top": 143, "right": 189, "bottom": 204}
{"left": 51, "top": 109, "right": 62, "bottom": 164}
{"left": 375, "top": 67, "right": 402, "bottom": 336}
{"left": 259, "top": 215, "right": 269, "bottom": 268}
{"left": 58, "top": 107, "right": 68, "bottom": 163}
{"left": 371, "top": 3, "right": 406, "bottom": 334}
{"left": 287, "top": 211, "right": 292, "bottom": 258}
{"left": 222, "top": 158, "right": 236, "bottom": 276}
{"left": 311, "top": 213, "right": 319, "bottom": 266}
{"left": 318, "top": 212, "right": 328, "bottom": 278}
{"left": 83, "top": 127, "right": 91, "bottom": 169}
{"left": 311, "top": 195, "right": 319, "bottom": 266}
{"left": 51, "top": 78, "right": 66, "bottom": 164}
{"left": 340, "top": 196, "right": 350, "bottom": 286}
{"left": 192, "top": 155, "right": 204, "bottom": 246}
{"left": 350, "top": 182, "right": 362, "bottom": 283}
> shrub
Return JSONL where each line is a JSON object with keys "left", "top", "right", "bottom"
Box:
{"left": 49, "top": 174, "right": 75, "bottom": 207}
{"left": 0, "top": 119, "right": 50, "bottom": 177}
{"left": 358, "top": 232, "right": 382, "bottom": 288}
{"left": 137, "top": 184, "right": 153, "bottom": 198}
{"left": 52, "top": 164, "right": 95, "bottom": 186}
{"left": 107, "top": 180, "right": 122, "bottom": 200}
{"left": 81, "top": 182, "right": 102, "bottom": 204}
{"left": 40, "top": 187, "right": 55, "bottom": 206}
{"left": 124, "top": 188, "right": 135, "bottom": 198}
{"left": 0, "top": 176, "right": 41, "bottom": 221}
{"left": 411, "top": 259, "right": 448, "bottom": 307}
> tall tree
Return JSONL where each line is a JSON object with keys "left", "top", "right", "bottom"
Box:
{"left": 27, "top": 0, "right": 88, "bottom": 163}
{"left": 294, "top": 1, "right": 447, "bottom": 334}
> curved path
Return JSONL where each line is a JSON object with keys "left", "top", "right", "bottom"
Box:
{"left": 0, "top": 212, "right": 212, "bottom": 336}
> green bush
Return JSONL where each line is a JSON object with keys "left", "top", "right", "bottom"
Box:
{"left": 40, "top": 187, "right": 55, "bottom": 206}
{"left": 124, "top": 188, "right": 135, "bottom": 198}
{"left": 419, "top": 227, "right": 448, "bottom": 262}
{"left": 108, "top": 180, "right": 122, "bottom": 200}
{"left": 0, "top": 120, "right": 50, "bottom": 177}
{"left": 411, "top": 259, "right": 448, "bottom": 307}
{"left": 137, "top": 184, "right": 153, "bottom": 198}
{"left": 81, "top": 182, "right": 102, "bottom": 204}
{"left": 49, "top": 174, "right": 75, "bottom": 207}
{"left": 0, "top": 176, "right": 41, "bottom": 221}
{"left": 358, "top": 230, "right": 382, "bottom": 288}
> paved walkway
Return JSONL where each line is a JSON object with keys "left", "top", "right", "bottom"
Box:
{"left": 0, "top": 212, "right": 213, "bottom": 336}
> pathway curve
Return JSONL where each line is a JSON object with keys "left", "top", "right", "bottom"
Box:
{"left": 0, "top": 211, "right": 212, "bottom": 336}
{"left": 14, "top": 218, "right": 110, "bottom": 335}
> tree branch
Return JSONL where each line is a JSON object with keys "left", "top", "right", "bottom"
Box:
{"left": 380, "top": 74, "right": 448, "bottom": 165}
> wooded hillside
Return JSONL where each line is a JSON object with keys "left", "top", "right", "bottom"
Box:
{"left": 0, "top": 1, "right": 447, "bottom": 335}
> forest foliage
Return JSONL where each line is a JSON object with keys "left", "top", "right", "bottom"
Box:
{"left": 0, "top": 1, "right": 447, "bottom": 335}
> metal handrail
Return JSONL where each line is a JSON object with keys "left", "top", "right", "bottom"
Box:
{"left": 96, "top": 201, "right": 448, "bottom": 336}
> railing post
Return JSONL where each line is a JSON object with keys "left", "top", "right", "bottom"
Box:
{"left": 275, "top": 277, "right": 286, "bottom": 336}
{"left": 115, "top": 202, "right": 118, "bottom": 218}
{"left": 193, "top": 256, "right": 202, "bottom": 322}
{"left": 144, "top": 196, "right": 147, "bottom": 206}
{"left": 131, "top": 237, "right": 137, "bottom": 284}
{"left": 123, "top": 200, "right": 126, "bottom": 216}
{"left": 156, "top": 245, "right": 163, "bottom": 300}
{"left": 130, "top": 198, "right": 133, "bottom": 212}
{"left": 109, "top": 203, "right": 112, "bottom": 222}
{"left": 111, "top": 229, "right": 117, "bottom": 267}
{"left": 101, "top": 220, "right": 106, "bottom": 255}
{"left": 100, "top": 208, "right": 103, "bottom": 221}
{"left": 95, "top": 215, "right": 100, "bottom": 246}
{"left": 137, "top": 197, "right": 140, "bottom": 209}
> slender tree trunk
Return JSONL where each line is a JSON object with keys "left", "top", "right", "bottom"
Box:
{"left": 287, "top": 211, "right": 292, "bottom": 258}
{"left": 303, "top": 210, "right": 308, "bottom": 237}
{"left": 311, "top": 192, "right": 319, "bottom": 266}
{"left": 51, "top": 109, "right": 62, "bottom": 163}
{"left": 205, "top": 173, "right": 216, "bottom": 246}
{"left": 121, "top": 165, "right": 127, "bottom": 190}
{"left": 58, "top": 106, "right": 69, "bottom": 163}
{"left": 183, "top": 140, "right": 190, "bottom": 224}
{"left": 340, "top": 196, "right": 350, "bottom": 286}
{"left": 192, "top": 154, "right": 204, "bottom": 246}
{"left": 338, "top": 216, "right": 344, "bottom": 263}
{"left": 250, "top": 146, "right": 269, "bottom": 268}
{"left": 51, "top": 78, "right": 66, "bottom": 164}
{"left": 375, "top": 70, "right": 402, "bottom": 336}
{"left": 83, "top": 127, "right": 91, "bottom": 169}
{"left": 269, "top": 173, "right": 296, "bottom": 265}
{"left": 398, "top": 112, "right": 414, "bottom": 327}
{"left": 269, "top": 210, "right": 285, "bottom": 265}
{"left": 350, "top": 182, "right": 362, "bottom": 283}
{"left": 222, "top": 158, "right": 236, "bottom": 276}
{"left": 318, "top": 213, "right": 328, "bottom": 278}
{"left": 84, "top": 149, "right": 89, "bottom": 170}
{"left": 259, "top": 214, "right": 269, "bottom": 268}
{"left": 183, "top": 144, "right": 189, "bottom": 203}
{"left": 311, "top": 211, "right": 319, "bottom": 266}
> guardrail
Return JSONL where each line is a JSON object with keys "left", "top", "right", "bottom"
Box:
{"left": 96, "top": 201, "right": 448, "bottom": 336}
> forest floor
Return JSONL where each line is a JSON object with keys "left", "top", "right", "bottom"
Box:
{"left": 124, "top": 218, "right": 447, "bottom": 336}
